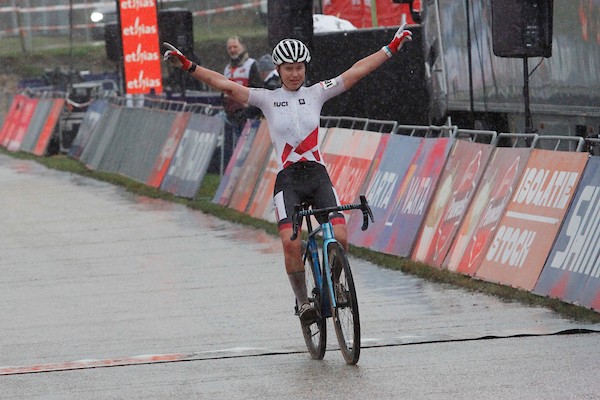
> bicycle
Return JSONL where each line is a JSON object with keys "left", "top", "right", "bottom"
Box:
{"left": 290, "top": 194, "right": 374, "bottom": 365}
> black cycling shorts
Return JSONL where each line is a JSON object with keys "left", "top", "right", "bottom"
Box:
{"left": 273, "top": 161, "right": 345, "bottom": 230}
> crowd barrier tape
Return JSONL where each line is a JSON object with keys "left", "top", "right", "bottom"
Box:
{"left": 475, "top": 149, "right": 589, "bottom": 291}
{"left": 227, "top": 121, "right": 272, "bottom": 213}
{"left": 213, "top": 119, "right": 262, "bottom": 206}
{"left": 534, "top": 156, "right": 600, "bottom": 309}
{"left": 412, "top": 141, "right": 494, "bottom": 267}
{"left": 160, "top": 113, "right": 221, "bottom": 198}
{"left": 444, "top": 147, "right": 532, "bottom": 275}
{"left": 68, "top": 100, "right": 109, "bottom": 159}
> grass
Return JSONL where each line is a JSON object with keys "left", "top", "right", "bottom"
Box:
{"left": 2, "top": 147, "right": 600, "bottom": 324}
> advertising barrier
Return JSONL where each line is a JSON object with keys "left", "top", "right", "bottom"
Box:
{"left": 213, "top": 119, "right": 262, "bottom": 206}
{"left": 160, "top": 114, "right": 221, "bottom": 198}
{"left": 227, "top": 121, "right": 272, "bottom": 213}
{"left": 322, "top": 128, "right": 382, "bottom": 206}
{"left": 147, "top": 112, "right": 191, "bottom": 188}
{"left": 18, "top": 98, "right": 54, "bottom": 153}
{"left": 379, "top": 137, "right": 454, "bottom": 257}
{"left": 347, "top": 133, "right": 420, "bottom": 249}
{"left": 68, "top": 100, "right": 109, "bottom": 159}
{"left": 32, "top": 98, "right": 64, "bottom": 156}
{"left": 2, "top": 95, "right": 37, "bottom": 151}
{"left": 476, "top": 150, "right": 589, "bottom": 291}
{"left": 533, "top": 156, "right": 600, "bottom": 309}
{"left": 80, "top": 103, "right": 123, "bottom": 170}
{"left": 246, "top": 147, "right": 279, "bottom": 222}
{"left": 412, "top": 141, "right": 493, "bottom": 267}
{"left": 444, "top": 147, "right": 531, "bottom": 275}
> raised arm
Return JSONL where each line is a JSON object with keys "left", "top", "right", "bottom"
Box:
{"left": 340, "top": 24, "right": 412, "bottom": 90}
{"left": 163, "top": 42, "right": 250, "bottom": 104}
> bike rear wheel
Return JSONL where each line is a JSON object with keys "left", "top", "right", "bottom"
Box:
{"left": 300, "top": 240, "right": 326, "bottom": 360}
{"left": 328, "top": 242, "right": 360, "bottom": 365}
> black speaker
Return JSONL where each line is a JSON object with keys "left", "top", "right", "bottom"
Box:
{"left": 105, "top": 22, "right": 122, "bottom": 62}
{"left": 267, "top": 0, "right": 313, "bottom": 50}
{"left": 158, "top": 8, "right": 194, "bottom": 54}
{"left": 491, "top": 0, "right": 553, "bottom": 58}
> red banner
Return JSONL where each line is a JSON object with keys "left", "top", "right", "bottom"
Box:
{"left": 119, "top": 0, "right": 163, "bottom": 94}
{"left": 32, "top": 99, "right": 64, "bottom": 156}
{"left": 322, "top": 0, "right": 421, "bottom": 28}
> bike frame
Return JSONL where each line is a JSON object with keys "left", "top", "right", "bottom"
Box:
{"left": 304, "top": 217, "right": 338, "bottom": 318}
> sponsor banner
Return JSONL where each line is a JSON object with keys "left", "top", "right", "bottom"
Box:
{"left": 379, "top": 137, "right": 454, "bottom": 257}
{"left": 32, "top": 98, "right": 64, "bottom": 156}
{"left": 228, "top": 121, "right": 273, "bottom": 213}
{"left": 347, "top": 134, "right": 418, "bottom": 248}
{"left": 412, "top": 141, "right": 493, "bottom": 267}
{"left": 322, "top": 128, "right": 382, "bottom": 206}
{"left": 19, "top": 98, "right": 54, "bottom": 152}
{"left": 81, "top": 104, "right": 123, "bottom": 170}
{"left": 323, "top": 0, "right": 421, "bottom": 28}
{"left": 119, "top": 0, "right": 163, "bottom": 95}
{"left": 212, "top": 119, "right": 261, "bottom": 206}
{"left": 247, "top": 147, "right": 279, "bottom": 222}
{"left": 69, "top": 100, "right": 109, "bottom": 159}
{"left": 533, "top": 156, "right": 600, "bottom": 306}
{"left": 444, "top": 147, "right": 531, "bottom": 275}
{"left": 147, "top": 112, "right": 191, "bottom": 188}
{"left": 3, "top": 95, "right": 37, "bottom": 151}
{"left": 160, "top": 114, "right": 222, "bottom": 198}
{"left": 476, "top": 150, "right": 589, "bottom": 291}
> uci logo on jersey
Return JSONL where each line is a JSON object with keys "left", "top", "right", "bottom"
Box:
{"left": 274, "top": 101, "right": 289, "bottom": 107}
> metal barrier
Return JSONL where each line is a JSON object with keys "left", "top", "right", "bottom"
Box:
{"left": 497, "top": 133, "right": 539, "bottom": 148}
{"left": 320, "top": 116, "right": 398, "bottom": 134}
{"left": 532, "top": 135, "right": 586, "bottom": 152}
{"left": 395, "top": 124, "right": 458, "bottom": 138}
{"left": 455, "top": 128, "right": 498, "bottom": 145}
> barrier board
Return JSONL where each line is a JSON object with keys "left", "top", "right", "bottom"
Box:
{"left": 228, "top": 121, "right": 273, "bottom": 213}
{"left": 32, "top": 98, "right": 64, "bottom": 156}
{"left": 246, "top": 147, "right": 279, "bottom": 222}
{"left": 3, "top": 96, "right": 37, "bottom": 151}
{"left": 213, "top": 119, "right": 261, "bottom": 206}
{"left": 81, "top": 104, "right": 123, "bottom": 170}
{"left": 378, "top": 137, "right": 454, "bottom": 257}
{"left": 147, "top": 112, "right": 191, "bottom": 188}
{"left": 19, "top": 98, "right": 54, "bottom": 153}
{"left": 412, "top": 141, "right": 493, "bottom": 267}
{"left": 68, "top": 100, "right": 109, "bottom": 159}
{"left": 533, "top": 156, "right": 600, "bottom": 308}
{"left": 444, "top": 147, "right": 531, "bottom": 275}
{"left": 160, "top": 114, "right": 221, "bottom": 198}
{"left": 347, "top": 134, "right": 418, "bottom": 249}
{"left": 321, "top": 128, "right": 382, "bottom": 206}
{"left": 476, "top": 149, "right": 589, "bottom": 291}
{"left": 0, "top": 94, "right": 22, "bottom": 146}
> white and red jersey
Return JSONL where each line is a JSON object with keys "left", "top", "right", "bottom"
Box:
{"left": 247, "top": 76, "right": 346, "bottom": 170}
{"left": 224, "top": 58, "right": 258, "bottom": 115}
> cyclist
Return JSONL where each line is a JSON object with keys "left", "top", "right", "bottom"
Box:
{"left": 164, "top": 24, "right": 412, "bottom": 323}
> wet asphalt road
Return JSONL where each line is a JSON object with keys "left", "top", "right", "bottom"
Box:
{"left": 1, "top": 154, "right": 600, "bottom": 399}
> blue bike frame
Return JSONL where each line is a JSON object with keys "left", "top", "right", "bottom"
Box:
{"left": 304, "top": 221, "right": 338, "bottom": 318}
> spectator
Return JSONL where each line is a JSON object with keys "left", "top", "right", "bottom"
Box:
{"left": 257, "top": 54, "right": 281, "bottom": 90}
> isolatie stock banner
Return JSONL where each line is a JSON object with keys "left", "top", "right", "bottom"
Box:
{"left": 476, "top": 149, "right": 589, "bottom": 291}
{"left": 347, "top": 134, "right": 420, "bottom": 249}
{"left": 444, "top": 147, "right": 531, "bottom": 275}
{"left": 412, "top": 140, "right": 493, "bottom": 267}
{"left": 534, "top": 156, "right": 600, "bottom": 310}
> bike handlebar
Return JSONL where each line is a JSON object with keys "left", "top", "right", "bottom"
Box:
{"left": 290, "top": 194, "right": 375, "bottom": 241}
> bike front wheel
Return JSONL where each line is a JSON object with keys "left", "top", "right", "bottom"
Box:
{"left": 301, "top": 240, "right": 327, "bottom": 360}
{"left": 328, "top": 242, "right": 360, "bottom": 365}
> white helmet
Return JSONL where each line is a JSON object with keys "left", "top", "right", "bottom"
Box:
{"left": 272, "top": 39, "right": 311, "bottom": 65}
